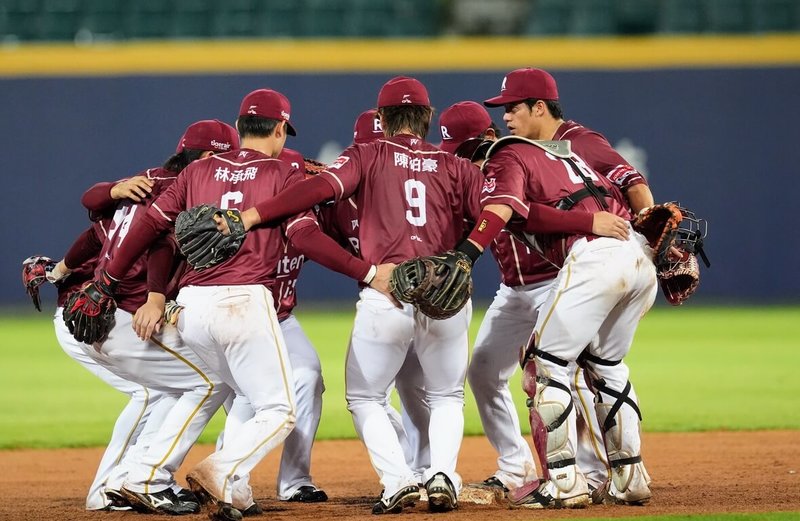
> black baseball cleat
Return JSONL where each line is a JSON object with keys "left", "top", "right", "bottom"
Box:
{"left": 103, "top": 489, "right": 133, "bottom": 511}
{"left": 120, "top": 486, "right": 199, "bottom": 515}
{"left": 371, "top": 485, "right": 420, "bottom": 514}
{"left": 175, "top": 487, "right": 201, "bottom": 513}
{"left": 425, "top": 472, "right": 458, "bottom": 512}
{"left": 288, "top": 485, "right": 328, "bottom": 503}
{"left": 241, "top": 501, "right": 263, "bottom": 517}
{"left": 470, "top": 476, "right": 508, "bottom": 493}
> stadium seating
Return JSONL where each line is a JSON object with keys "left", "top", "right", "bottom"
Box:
{"left": 0, "top": 0, "right": 798, "bottom": 43}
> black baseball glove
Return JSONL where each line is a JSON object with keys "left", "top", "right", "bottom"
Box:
{"left": 390, "top": 250, "right": 473, "bottom": 320}
{"left": 63, "top": 270, "right": 117, "bottom": 344}
{"left": 175, "top": 204, "right": 246, "bottom": 270}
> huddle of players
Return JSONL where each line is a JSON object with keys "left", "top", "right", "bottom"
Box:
{"left": 30, "top": 67, "right": 658, "bottom": 518}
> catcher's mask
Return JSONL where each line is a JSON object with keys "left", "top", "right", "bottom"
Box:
{"left": 670, "top": 203, "right": 711, "bottom": 268}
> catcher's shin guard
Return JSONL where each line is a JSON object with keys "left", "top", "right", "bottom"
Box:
{"left": 519, "top": 340, "right": 588, "bottom": 508}
{"left": 593, "top": 377, "right": 651, "bottom": 505}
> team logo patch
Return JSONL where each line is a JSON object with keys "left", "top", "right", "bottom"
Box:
{"left": 329, "top": 156, "right": 350, "bottom": 170}
{"left": 482, "top": 178, "right": 496, "bottom": 193}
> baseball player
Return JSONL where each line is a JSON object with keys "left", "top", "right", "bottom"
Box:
{"left": 441, "top": 69, "right": 657, "bottom": 508}
{"left": 231, "top": 77, "right": 484, "bottom": 514}
{"left": 64, "top": 120, "right": 241, "bottom": 515}
{"left": 324, "top": 109, "right": 432, "bottom": 485}
{"left": 438, "top": 101, "right": 625, "bottom": 496}
{"left": 23, "top": 245, "right": 166, "bottom": 512}
{"left": 484, "top": 68, "right": 656, "bottom": 503}
{"left": 81, "top": 88, "right": 396, "bottom": 520}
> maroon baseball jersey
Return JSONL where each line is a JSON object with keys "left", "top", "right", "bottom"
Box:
{"left": 489, "top": 230, "right": 558, "bottom": 287}
{"left": 150, "top": 149, "right": 316, "bottom": 287}
{"left": 482, "top": 139, "right": 631, "bottom": 267}
{"left": 554, "top": 120, "right": 647, "bottom": 193}
{"left": 95, "top": 168, "right": 179, "bottom": 313}
{"left": 279, "top": 147, "right": 306, "bottom": 173}
{"left": 318, "top": 135, "right": 483, "bottom": 264}
{"left": 317, "top": 197, "right": 360, "bottom": 256}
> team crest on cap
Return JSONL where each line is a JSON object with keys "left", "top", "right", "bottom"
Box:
{"left": 440, "top": 126, "right": 452, "bottom": 140}
{"left": 402, "top": 94, "right": 412, "bottom": 104}
{"left": 281, "top": 110, "right": 290, "bottom": 120}
{"left": 248, "top": 105, "right": 258, "bottom": 114}
{"left": 500, "top": 77, "right": 508, "bottom": 91}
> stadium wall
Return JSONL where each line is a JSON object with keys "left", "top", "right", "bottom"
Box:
{"left": 1, "top": 36, "right": 797, "bottom": 305}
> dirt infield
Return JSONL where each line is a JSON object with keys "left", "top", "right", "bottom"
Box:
{"left": 0, "top": 431, "right": 797, "bottom": 521}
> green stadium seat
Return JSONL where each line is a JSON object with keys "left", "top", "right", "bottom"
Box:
{"left": 252, "top": 0, "right": 303, "bottom": 38}
{"left": 302, "top": 0, "right": 349, "bottom": 37}
{"left": 345, "top": 0, "right": 394, "bottom": 37}
{"left": 125, "top": 0, "right": 173, "bottom": 40}
{"left": 211, "top": 0, "right": 257, "bottom": 38}
{"left": 704, "top": 0, "right": 752, "bottom": 33}
{"left": 0, "top": 0, "right": 42, "bottom": 41}
{"left": 390, "top": 0, "right": 441, "bottom": 37}
{"left": 751, "top": 0, "right": 800, "bottom": 32}
{"left": 39, "top": 0, "right": 81, "bottom": 41}
{"left": 79, "top": 0, "right": 125, "bottom": 40}
{"left": 569, "top": 0, "right": 616, "bottom": 35}
{"left": 171, "top": 0, "right": 213, "bottom": 39}
{"left": 524, "top": 0, "right": 573, "bottom": 36}
{"left": 613, "top": 0, "right": 658, "bottom": 35}
{"left": 658, "top": 0, "right": 706, "bottom": 33}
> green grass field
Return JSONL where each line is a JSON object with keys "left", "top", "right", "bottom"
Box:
{"left": 0, "top": 305, "right": 798, "bottom": 449}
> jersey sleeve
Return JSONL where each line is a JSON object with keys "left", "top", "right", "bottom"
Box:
{"left": 319, "top": 145, "right": 363, "bottom": 201}
{"left": 148, "top": 168, "right": 189, "bottom": 224}
{"left": 571, "top": 131, "right": 648, "bottom": 191}
{"left": 481, "top": 149, "right": 530, "bottom": 218}
{"left": 281, "top": 166, "right": 322, "bottom": 236}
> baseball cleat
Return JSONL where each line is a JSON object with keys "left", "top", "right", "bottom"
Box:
{"left": 468, "top": 475, "right": 508, "bottom": 493}
{"left": 425, "top": 472, "right": 458, "bottom": 512}
{"left": 186, "top": 474, "right": 243, "bottom": 521}
{"left": 508, "top": 478, "right": 589, "bottom": 509}
{"left": 241, "top": 501, "right": 263, "bottom": 517}
{"left": 287, "top": 485, "right": 328, "bottom": 502}
{"left": 120, "top": 487, "right": 199, "bottom": 515}
{"left": 371, "top": 484, "right": 420, "bottom": 514}
{"left": 102, "top": 489, "right": 133, "bottom": 511}
{"left": 175, "top": 487, "right": 201, "bottom": 513}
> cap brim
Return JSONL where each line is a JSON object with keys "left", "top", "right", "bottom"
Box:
{"left": 286, "top": 122, "right": 297, "bottom": 136}
{"left": 483, "top": 94, "right": 526, "bottom": 107}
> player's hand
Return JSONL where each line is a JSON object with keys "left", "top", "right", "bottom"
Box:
{"left": 110, "top": 176, "right": 154, "bottom": 203}
{"left": 370, "top": 263, "right": 401, "bottom": 307}
{"left": 133, "top": 292, "right": 165, "bottom": 340}
{"left": 592, "top": 211, "right": 629, "bottom": 240}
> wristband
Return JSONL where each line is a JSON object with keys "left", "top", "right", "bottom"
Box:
{"left": 363, "top": 265, "right": 378, "bottom": 285}
{"left": 456, "top": 240, "right": 483, "bottom": 264}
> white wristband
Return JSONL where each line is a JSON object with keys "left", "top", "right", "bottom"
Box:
{"left": 363, "top": 265, "right": 378, "bottom": 285}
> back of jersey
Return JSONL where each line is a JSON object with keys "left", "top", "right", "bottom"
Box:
{"left": 322, "top": 135, "right": 481, "bottom": 265}
{"left": 153, "top": 149, "right": 314, "bottom": 288}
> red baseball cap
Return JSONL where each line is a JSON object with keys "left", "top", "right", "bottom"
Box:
{"left": 353, "top": 109, "right": 384, "bottom": 144}
{"left": 239, "top": 88, "right": 297, "bottom": 136}
{"left": 377, "top": 76, "right": 430, "bottom": 108}
{"left": 484, "top": 68, "right": 559, "bottom": 107}
{"left": 175, "top": 119, "right": 239, "bottom": 154}
{"left": 438, "top": 101, "right": 492, "bottom": 154}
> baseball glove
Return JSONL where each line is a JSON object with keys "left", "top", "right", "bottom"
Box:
{"left": 303, "top": 157, "right": 327, "bottom": 176}
{"left": 658, "top": 249, "right": 700, "bottom": 306}
{"left": 390, "top": 250, "right": 473, "bottom": 320}
{"left": 63, "top": 271, "right": 117, "bottom": 344}
{"left": 22, "top": 255, "right": 56, "bottom": 312}
{"left": 632, "top": 203, "right": 684, "bottom": 266}
{"left": 175, "top": 204, "right": 246, "bottom": 271}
